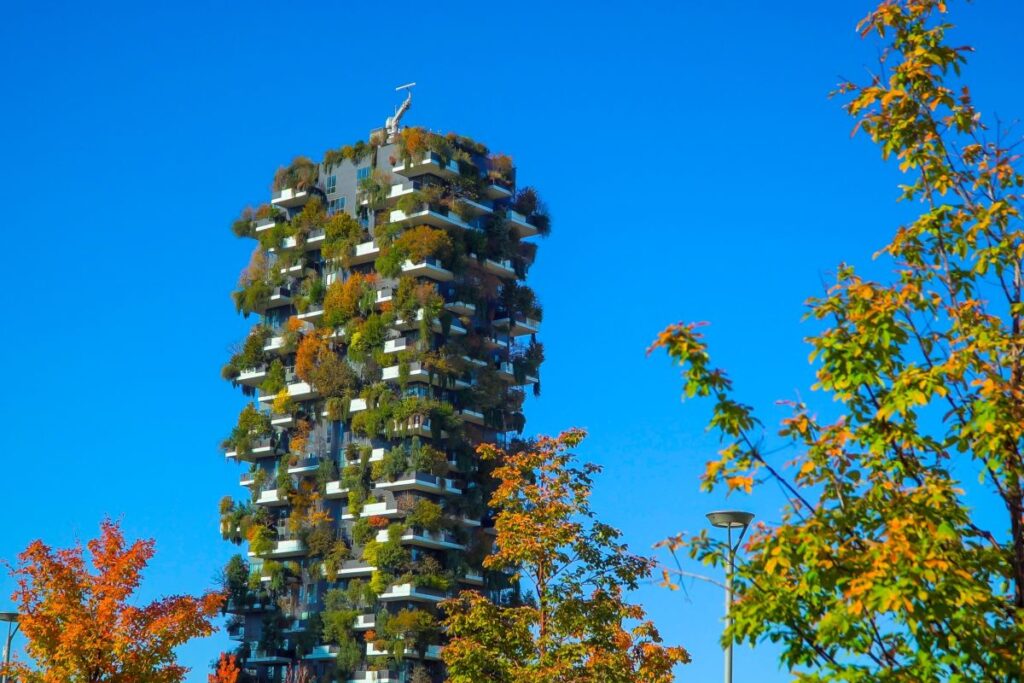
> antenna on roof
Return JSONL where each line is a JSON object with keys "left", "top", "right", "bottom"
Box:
{"left": 386, "top": 82, "right": 416, "bottom": 143}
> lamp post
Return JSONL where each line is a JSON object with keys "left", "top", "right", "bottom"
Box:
{"left": 706, "top": 510, "right": 754, "bottom": 683}
{"left": 0, "top": 612, "right": 19, "bottom": 683}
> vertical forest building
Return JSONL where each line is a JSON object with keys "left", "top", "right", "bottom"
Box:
{"left": 218, "top": 103, "right": 549, "bottom": 683}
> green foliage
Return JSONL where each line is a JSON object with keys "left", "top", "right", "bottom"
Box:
{"left": 272, "top": 156, "right": 318, "bottom": 192}
{"left": 260, "top": 359, "right": 286, "bottom": 395}
{"left": 406, "top": 499, "right": 444, "bottom": 533}
{"left": 322, "top": 140, "right": 369, "bottom": 168}
{"left": 352, "top": 518, "right": 375, "bottom": 546}
{"left": 224, "top": 404, "right": 271, "bottom": 455}
{"left": 223, "top": 554, "right": 249, "bottom": 607}
{"left": 379, "top": 446, "right": 408, "bottom": 481}
{"left": 442, "top": 430, "right": 688, "bottom": 682}
{"left": 322, "top": 210, "right": 366, "bottom": 265}
{"left": 651, "top": 3, "right": 1024, "bottom": 680}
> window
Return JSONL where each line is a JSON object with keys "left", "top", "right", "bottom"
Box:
{"left": 328, "top": 198, "right": 346, "bottom": 215}
{"left": 326, "top": 174, "right": 337, "bottom": 194}
{"left": 356, "top": 167, "right": 371, "bottom": 181}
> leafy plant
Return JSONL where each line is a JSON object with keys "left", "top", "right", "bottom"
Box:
{"left": 442, "top": 430, "right": 688, "bottom": 682}
{"left": 3, "top": 520, "right": 224, "bottom": 683}
{"left": 652, "top": 2, "right": 1024, "bottom": 680}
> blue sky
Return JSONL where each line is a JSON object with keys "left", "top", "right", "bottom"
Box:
{"left": 2, "top": 1, "right": 1023, "bottom": 680}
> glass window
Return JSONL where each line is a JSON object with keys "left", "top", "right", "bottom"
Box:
{"left": 328, "top": 198, "right": 346, "bottom": 215}
{"left": 356, "top": 167, "right": 371, "bottom": 181}
{"left": 326, "top": 174, "right": 337, "bottom": 194}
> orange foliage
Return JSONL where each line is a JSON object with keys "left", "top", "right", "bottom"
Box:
{"left": 401, "top": 128, "right": 427, "bottom": 158}
{"left": 238, "top": 248, "right": 268, "bottom": 286}
{"left": 209, "top": 653, "right": 240, "bottom": 683}
{"left": 3, "top": 519, "right": 224, "bottom": 683}
{"left": 324, "top": 272, "right": 377, "bottom": 326}
{"left": 291, "top": 419, "right": 312, "bottom": 455}
{"left": 394, "top": 225, "right": 452, "bottom": 263}
{"left": 295, "top": 332, "right": 327, "bottom": 384}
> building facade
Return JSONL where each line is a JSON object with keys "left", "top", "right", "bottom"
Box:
{"left": 218, "top": 122, "right": 548, "bottom": 682}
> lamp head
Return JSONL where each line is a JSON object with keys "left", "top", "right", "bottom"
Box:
{"left": 706, "top": 510, "right": 754, "bottom": 530}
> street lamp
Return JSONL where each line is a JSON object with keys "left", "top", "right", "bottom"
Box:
{"left": 0, "top": 612, "right": 19, "bottom": 683}
{"left": 706, "top": 510, "right": 754, "bottom": 683}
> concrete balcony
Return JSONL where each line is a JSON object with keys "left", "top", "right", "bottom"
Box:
{"left": 324, "top": 481, "right": 348, "bottom": 498}
{"left": 378, "top": 583, "right": 447, "bottom": 603}
{"left": 483, "top": 258, "right": 516, "bottom": 279}
{"left": 253, "top": 285, "right": 292, "bottom": 312}
{"left": 254, "top": 217, "right": 281, "bottom": 234}
{"left": 236, "top": 365, "right": 267, "bottom": 387}
{"left": 297, "top": 305, "right": 324, "bottom": 324}
{"left": 347, "top": 671, "right": 399, "bottom": 683}
{"left": 354, "top": 613, "right": 376, "bottom": 630}
{"left": 330, "top": 562, "right": 377, "bottom": 578}
{"left": 365, "top": 642, "right": 442, "bottom": 661}
{"left": 460, "top": 571, "right": 485, "bottom": 585}
{"left": 445, "top": 300, "right": 476, "bottom": 316}
{"left": 304, "top": 644, "right": 339, "bottom": 660}
{"left": 382, "top": 362, "right": 470, "bottom": 389}
{"left": 457, "top": 408, "right": 485, "bottom": 426}
{"left": 278, "top": 262, "right": 304, "bottom": 278}
{"left": 484, "top": 181, "right": 513, "bottom": 200}
{"left": 375, "top": 288, "right": 394, "bottom": 308}
{"left": 386, "top": 182, "right": 418, "bottom": 203}
{"left": 392, "top": 151, "right": 459, "bottom": 179}
{"left": 341, "top": 500, "right": 401, "bottom": 521}
{"left": 383, "top": 337, "right": 411, "bottom": 354}
{"left": 493, "top": 314, "right": 540, "bottom": 336}
{"left": 393, "top": 309, "right": 466, "bottom": 336}
{"left": 374, "top": 472, "right": 461, "bottom": 495}
{"left": 288, "top": 455, "right": 320, "bottom": 474}
{"left": 271, "top": 187, "right": 316, "bottom": 208}
{"left": 457, "top": 197, "right": 493, "bottom": 218}
{"left": 247, "top": 646, "right": 291, "bottom": 664}
{"left": 225, "top": 436, "right": 283, "bottom": 461}
{"left": 248, "top": 537, "right": 306, "bottom": 559}
{"left": 391, "top": 415, "right": 448, "bottom": 439}
{"left": 258, "top": 380, "right": 318, "bottom": 404}
{"left": 401, "top": 258, "right": 454, "bottom": 281}
{"left": 255, "top": 487, "right": 286, "bottom": 507}
{"left": 271, "top": 228, "right": 325, "bottom": 253}
{"left": 462, "top": 354, "right": 487, "bottom": 368}
{"left": 483, "top": 333, "right": 511, "bottom": 350}
{"left": 263, "top": 336, "right": 285, "bottom": 354}
{"left": 350, "top": 240, "right": 380, "bottom": 265}
{"left": 495, "top": 360, "right": 538, "bottom": 385}
{"left": 389, "top": 208, "right": 475, "bottom": 232}
{"left": 271, "top": 413, "right": 294, "bottom": 428}
{"left": 375, "top": 527, "right": 465, "bottom": 551}
{"left": 240, "top": 470, "right": 257, "bottom": 487}
{"left": 507, "top": 210, "right": 539, "bottom": 237}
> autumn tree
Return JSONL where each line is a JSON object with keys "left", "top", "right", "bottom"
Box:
{"left": 442, "top": 429, "right": 689, "bottom": 682}
{"left": 1, "top": 519, "right": 224, "bottom": 683}
{"left": 653, "top": 1, "right": 1024, "bottom": 680}
{"left": 209, "top": 653, "right": 240, "bottom": 683}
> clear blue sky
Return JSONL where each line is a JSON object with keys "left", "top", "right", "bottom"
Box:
{"left": 2, "top": 1, "right": 1023, "bottom": 680}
